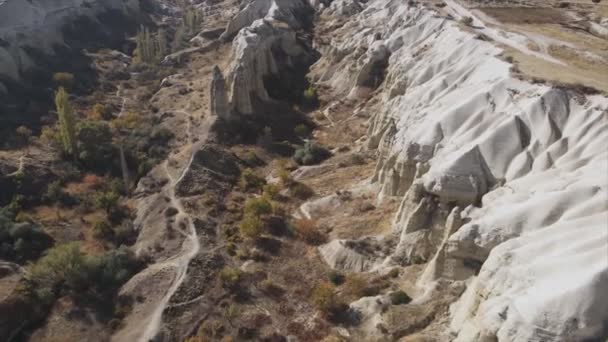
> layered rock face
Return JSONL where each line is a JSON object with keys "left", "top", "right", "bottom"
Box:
{"left": 310, "top": 0, "right": 608, "bottom": 341}
{"left": 221, "top": 0, "right": 316, "bottom": 115}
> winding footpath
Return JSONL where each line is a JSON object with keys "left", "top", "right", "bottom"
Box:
{"left": 138, "top": 109, "right": 214, "bottom": 342}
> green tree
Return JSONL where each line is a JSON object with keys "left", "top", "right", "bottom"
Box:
{"left": 55, "top": 87, "right": 78, "bottom": 159}
{"left": 76, "top": 121, "right": 115, "bottom": 170}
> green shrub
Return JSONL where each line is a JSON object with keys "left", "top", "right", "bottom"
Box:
{"left": 293, "top": 141, "right": 330, "bottom": 166}
{"left": 327, "top": 271, "right": 345, "bottom": 285}
{"left": 294, "top": 124, "right": 310, "bottom": 138}
{"left": 0, "top": 211, "right": 53, "bottom": 261}
{"left": 387, "top": 268, "right": 400, "bottom": 278}
{"left": 219, "top": 267, "right": 242, "bottom": 289}
{"left": 28, "top": 243, "right": 89, "bottom": 292}
{"left": 289, "top": 182, "right": 314, "bottom": 200}
{"left": 262, "top": 184, "right": 280, "bottom": 201}
{"left": 303, "top": 85, "right": 319, "bottom": 108}
{"left": 239, "top": 215, "right": 264, "bottom": 240}
{"left": 310, "top": 282, "right": 341, "bottom": 316}
{"left": 244, "top": 152, "right": 262, "bottom": 166}
{"left": 389, "top": 290, "right": 411, "bottom": 305}
{"left": 243, "top": 197, "right": 272, "bottom": 217}
{"left": 27, "top": 243, "right": 140, "bottom": 298}
{"left": 114, "top": 222, "right": 137, "bottom": 245}
{"left": 239, "top": 168, "right": 266, "bottom": 192}
{"left": 92, "top": 219, "right": 114, "bottom": 240}
{"left": 86, "top": 246, "right": 141, "bottom": 294}
{"left": 95, "top": 191, "right": 120, "bottom": 214}
{"left": 77, "top": 121, "right": 115, "bottom": 171}
{"left": 460, "top": 16, "right": 473, "bottom": 26}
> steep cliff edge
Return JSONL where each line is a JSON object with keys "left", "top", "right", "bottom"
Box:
{"left": 309, "top": 0, "right": 608, "bottom": 340}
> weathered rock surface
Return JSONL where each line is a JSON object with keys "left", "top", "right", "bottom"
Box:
{"left": 222, "top": 0, "right": 316, "bottom": 115}
{"left": 311, "top": 0, "right": 608, "bottom": 340}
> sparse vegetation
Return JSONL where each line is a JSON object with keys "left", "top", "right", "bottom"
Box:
{"left": 0, "top": 209, "right": 53, "bottom": 262}
{"left": 302, "top": 85, "right": 319, "bottom": 108}
{"left": 219, "top": 267, "right": 243, "bottom": 290}
{"left": 239, "top": 214, "right": 264, "bottom": 240}
{"left": 327, "top": 270, "right": 345, "bottom": 285}
{"left": 239, "top": 168, "right": 266, "bottom": 192}
{"left": 310, "top": 282, "right": 342, "bottom": 317}
{"left": 293, "top": 219, "right": 326, "bottom": 245}
{"left": 460, "top": 16, "right": 473, "bottom": 26}
{"left": 293, "top": 141, "right": 330, "bottom": 165}
{"left": 77, "top": 120, "right": 115, "bottom": 170}
{"left": 389, "top": 290, "right": 411, "bottom": 305}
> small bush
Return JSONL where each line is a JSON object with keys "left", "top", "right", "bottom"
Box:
{"left": 460, "top": 16, "right": 473, "bottom": 26}
{"left": 327, "top": 270, "right": 344, "bottom": 285}
{"left": 112, "top": 111, "right": 141, "bottom": 131}
{"left": 95, "top": 191, "right": 120, "bottom": 214}
{"left": 302, "top": 85, "right": 319, "bottom": 108}
{"left": 40, "top": 126, "right": 61, "bottom": 149}
{"left": 294, "top": 124, "right": 310, "bottom": 138}
{"left": 389, "top": 290, "right": 411, "bottom": 305}
{"left": 310, "top": 282, "right": 341, "bottom": 316}
{"left": 88, "top": 103, "right": 111, "bottom": 120}
{"left": 243, "top": 197, "right": 272, "bottom": 217}
{"left": 239, "top": 215, "right": 265, "bottom": 240}
{"left": 239, "top": 168, "right": 266, "bottom": 192}
{"left": 92, "top": 219, "right": 114, "bottom": 240}
{"left": 244, "top": 152, "right": 262, "bottom": 166}
{"left": 0, "top": 211, "right": 53, "bottom": 261}
{"left": 293, "top": 141, "right": 330, "bottom": 166}
{"left": 289, "top": 182, "right": 314, "bottom": 200}
{"left": 219, "top": 267, "right": 243, "bottom": 289}
{"left": 387, "top": 268, "right": 400, "bottom": 278}
{"left": 52, "top": 72, "right": 75, "bottom": 88}
{"left": 261, "top": 184, "right": 280, "bottom": 201}
{"left": 276, "top": 163, "right": 293, "bottom": 186}
{"left": 293, "top": 219, "right": 326, "bottom": 245}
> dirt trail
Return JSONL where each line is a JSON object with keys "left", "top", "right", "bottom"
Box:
{"left": 137, "top": 109, "right": 214, "bottom": 341}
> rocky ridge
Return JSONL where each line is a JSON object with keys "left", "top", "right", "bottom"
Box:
{"left": 308, "top": 0, "right": 608, "bottom": 341}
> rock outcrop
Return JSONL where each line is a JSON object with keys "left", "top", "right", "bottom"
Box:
{"left": 311, "top": 0, "right": 608, "bottom": 340}
{"left": 221, "top": 0, "right": 317, "bottom": 115}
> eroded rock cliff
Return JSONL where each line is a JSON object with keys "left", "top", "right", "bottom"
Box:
{"left": 310, "top": 0, "right": 608, "bottom": 340}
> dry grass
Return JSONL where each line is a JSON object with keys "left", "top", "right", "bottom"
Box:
{"left": 480, "top": 7, "right": 568, "bottom": 24}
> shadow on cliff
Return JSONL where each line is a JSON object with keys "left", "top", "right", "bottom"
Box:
{"left": 0, "top": 8, "right": 149, "bottom": 142}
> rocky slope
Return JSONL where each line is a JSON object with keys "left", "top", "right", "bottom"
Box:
{"left": 308, "top": 0, "right": 607, "bottom": 341}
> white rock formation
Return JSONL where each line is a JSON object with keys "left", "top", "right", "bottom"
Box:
{"left": 223, "top": 0, "right": 314, "bottom": 115}
{"left": 220, "top": 0, "right": 311, "bottom": 41}
{"left": 0, "top": 0, "right": 138, "bottom": 82}
{"left": 311, "top": 0, "right": 608, "bottom": 340}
